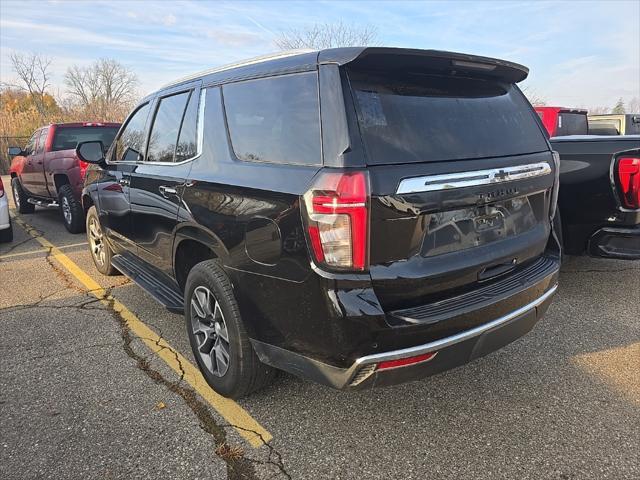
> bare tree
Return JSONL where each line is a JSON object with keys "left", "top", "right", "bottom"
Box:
{"left": 64, "top": 59, "right": 138, "bottom": 121}
{"left": 521, "top": 86, "right": 546, "bottom": 106}
{"left": 3, "top": 53, "right": 53, "bottom": 120}
{"left": 626, "top": 96, "right": 640, "bottom": 113}
{"left": 275, "top": 21, "right": 379, "bottom": 50}
{"left": 587, "top": 106, "right": 610, "bottom": 115}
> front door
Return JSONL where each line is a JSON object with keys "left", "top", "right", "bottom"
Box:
{"left": 129, "top": 85, "right": 201, "bottom": 276}
{"left": 19, "top": 130, "right": 40, "bottom": 195}
{"left": 98, "top": 102, "right": 152, "bottom": 254}
{"left": 29, "top": 128, "right": 50, "bottom": 197}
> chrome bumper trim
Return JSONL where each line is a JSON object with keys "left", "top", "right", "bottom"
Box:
{"left": 353, "top": 284, "right": 558, "bottom": 368}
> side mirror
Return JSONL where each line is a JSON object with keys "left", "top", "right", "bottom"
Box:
{"left": 7, "top": 146, "right": 22, "bottom": 157}
{"left": 76, "top": 141, "right": 105, "bottom": 165}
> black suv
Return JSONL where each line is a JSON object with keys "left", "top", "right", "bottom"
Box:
{"left": 79, "top": 48, "right": 561, "bottom": 398}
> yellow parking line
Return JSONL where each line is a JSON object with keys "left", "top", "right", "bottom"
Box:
{"left": 0, "top": 241, "right": 88, "bottom": 260}
{"left": 11, "top": 215, "right": 272, "bottom": 448}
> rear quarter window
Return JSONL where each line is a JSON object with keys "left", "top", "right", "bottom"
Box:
{"left": 348, "top": 70, "right": 548, "bottom": 164}
{"left": 222, "top": 72, "right": 321, "bottom": 166}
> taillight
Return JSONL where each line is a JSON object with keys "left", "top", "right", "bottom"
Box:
{"left": 617, "top": 157, "right": 640, "bottom": 209}
{"left": 79, "top": 160, "right": 89, "bottom": 179}
{"left": 0, "top": 177, "right": 4, "bottom": 198}
{"left": 303, "top": 170, "right": 370, "bottom": 271}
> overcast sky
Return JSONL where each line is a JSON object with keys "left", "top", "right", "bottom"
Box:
{"left": 1, "top": 0, "right": 638, "bottom": 109}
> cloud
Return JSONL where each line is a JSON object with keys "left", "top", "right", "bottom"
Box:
{"left": 206, "top": 28, "right": 261, "bottom": 47}
{"left": 0, "top": 19, "right": 148, "bottom": 51}
{"left": 163, "top": 14, "right": 176, "bottom": 27}
{"left": 1, "top": 0, "right": 637, "bottom": 107}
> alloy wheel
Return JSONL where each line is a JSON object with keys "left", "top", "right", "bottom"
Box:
{"left": 61, "top": 196, "right": 72, "bottom": 224}
{"left": 88, "top": 216, "right": 105, "bottom": 266}
{"left": 13, "top": 185, "right": 20, "bottom": 209}
{"left": 190, "top": 286, "right": 230, "bottom": 377}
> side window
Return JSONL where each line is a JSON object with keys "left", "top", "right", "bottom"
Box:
{"left": 222, "top": 72, "right": 321, "bottom": 165}
{"left": 175, "top": 91, "right": 199, "bottom": 162}
{"left": 146, "top": 91, "right": 191, "bottom": 163}
{"left": 24, "top": 132, "right": 38, "bottom": 156}
{"left": 113, "top": 103, "right": 150, "bottom": 162}
{"left": 35, "top": 129, "right": 48, "bottom": 154}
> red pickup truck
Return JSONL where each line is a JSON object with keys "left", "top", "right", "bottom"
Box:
{"left": 534, "top": 106, "right": 588, "bottom": 137}
{"left": 8, "top": 122, "right": 120, "bottom": 233}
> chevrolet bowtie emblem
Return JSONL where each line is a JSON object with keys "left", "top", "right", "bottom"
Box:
{"left": 493, "top": 170, "right": 509, "bottom": 181}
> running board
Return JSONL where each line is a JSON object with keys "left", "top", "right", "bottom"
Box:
{"left": 111, "top": 254, "right": 184, "bottom": 313}
{"left": 27, "top": 198, "right": 59, "bottom": 208}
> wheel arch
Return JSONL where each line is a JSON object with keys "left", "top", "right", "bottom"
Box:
{"left": 173, "top": 226, "right": 229, "bottom": 292}
{"left": 53, "top": 173, "right": 70, "bottom": 193}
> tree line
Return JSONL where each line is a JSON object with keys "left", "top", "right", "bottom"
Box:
{"left": 0, "top": 54, "right": 138, "bottom": 173}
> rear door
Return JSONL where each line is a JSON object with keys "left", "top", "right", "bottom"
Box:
{"left": 99, "top": 102, "right": 152, "bottom": 253}
{"left": 346, "top": 68, "right": 555, "bottom": 310}
{"left": 128, "top": 83, "right": 201, "bottom": 276}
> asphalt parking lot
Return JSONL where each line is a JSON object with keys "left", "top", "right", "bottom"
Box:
{"left": 1, "top": 174, "right": 639, "bottom": 480}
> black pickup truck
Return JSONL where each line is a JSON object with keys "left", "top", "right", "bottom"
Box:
{"left": 551, "top": 135, "right": 640, "bottom": 259}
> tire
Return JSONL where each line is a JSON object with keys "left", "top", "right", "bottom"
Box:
{"left": 0, "top": 221, "right": 12, "bottom": 243}
{"left": 86, "top": 206, "right": 118, "bottom": 276}
{"left": 185, "top": 260, "right": 276, "bottom": 398}
{"left": 58, "top": 184, "right": 85, "bottom": 234}
{"left": 11, "top": 177, "right": 35, "bottom": 214}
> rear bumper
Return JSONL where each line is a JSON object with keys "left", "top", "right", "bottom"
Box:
{"left": 0, "top": 195, "right": 10, "bottom": 230}
{"left": 588, "top": 226, "right": 640, "bottom": 260}
{"left": 251, "top": 282, "right": 558, "bottom": 390}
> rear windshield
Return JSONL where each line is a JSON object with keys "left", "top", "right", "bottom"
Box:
{"left": 588, "top": 119, "right": 621, "bottom": 136}
{"left": 556, "top": 113, "right": 588, "bottom": 136}
{"left": 348, "top": 70, "right": 548, "bottom": 164}
{"left": 52, "top": 127, "right": 119, "bottom": 152}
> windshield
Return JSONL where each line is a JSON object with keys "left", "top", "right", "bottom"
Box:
{"left": 348, "top": 70, "right": 548, "bottom": 164}
{"left": 52, "top": 127, "right": 119, "bottom": 152}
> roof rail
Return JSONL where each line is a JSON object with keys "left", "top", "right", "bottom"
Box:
{"left": 159, "top": 49, "right": 317, "bottom": 90}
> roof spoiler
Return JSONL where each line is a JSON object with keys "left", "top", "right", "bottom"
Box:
{"left": 319, "top": 47, "right": 529, "bottom": 83}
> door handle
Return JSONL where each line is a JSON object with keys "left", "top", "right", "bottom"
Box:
{"left": 118, "top": 178, "right": 130, "bottom": 186}
{"left": 159, "top": 185, "right": 177, "bottom": 197}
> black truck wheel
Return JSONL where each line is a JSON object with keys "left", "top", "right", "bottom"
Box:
{"left": 11, "top": 177, "right": 35, "bottom": 214}
{"left": 58, "top": 184, "right": 85, "bottom": 233}
{"left": 185, "top": 260, "right": 276, "bottom": 398}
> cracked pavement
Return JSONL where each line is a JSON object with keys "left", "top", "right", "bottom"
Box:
{"left": 1, "top": 174, "right": 639, "bottom": 479}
